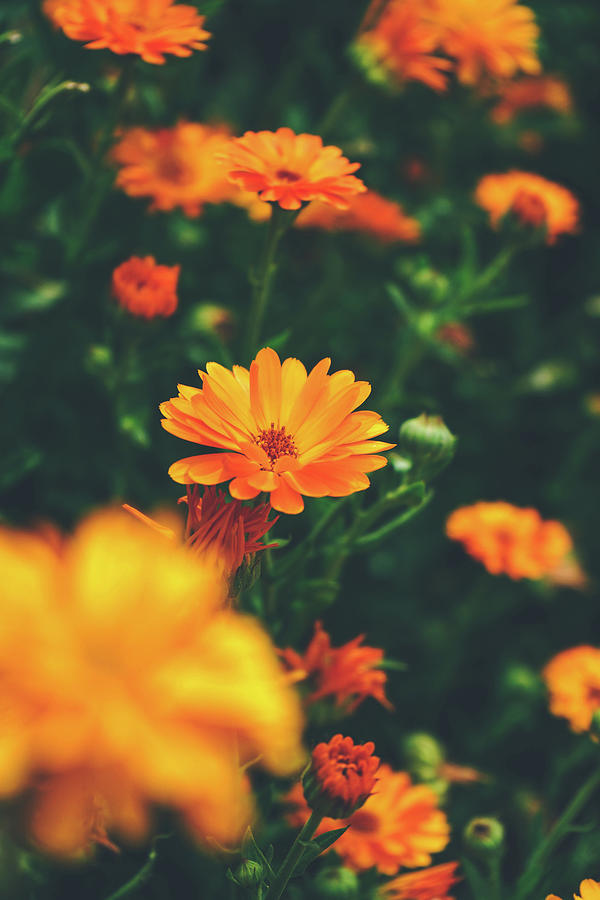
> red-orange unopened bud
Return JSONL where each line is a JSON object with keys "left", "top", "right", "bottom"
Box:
{"left": 303, "top": 734, "right": 380, "bottom": 819}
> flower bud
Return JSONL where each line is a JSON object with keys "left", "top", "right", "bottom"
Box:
{"left": 302, "top": 734, "right": 380, "bottom": 819}
{"left": 398, "top": 414, "right": 457, "bottom": 481}
{"left": 463, "top": 817, "right": 505, "bottom": 862}
{"left": 233, "top": 859, "right": 264, "bottom": 887}
{"left": 402, "top": 732, "right": 445, "bottom": 781}
{"left": 314, "top": 866, "right": 359, "bottom": 899}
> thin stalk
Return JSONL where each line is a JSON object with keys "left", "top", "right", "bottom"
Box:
{"left": 104, "top": 845, "right": 158, "bottom": 900}
{"left": 265, "top": 811, "right": 322, "bottom": 900}
{"left": 459, "top": 243, "right": 518, "bottom": 305}
{"left": 244, "top": 205, "right": 291, "bottom": 359}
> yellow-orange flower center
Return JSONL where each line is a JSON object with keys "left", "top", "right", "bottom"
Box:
{"left": 255, "top": 424, "right": 298, "bottom": 466}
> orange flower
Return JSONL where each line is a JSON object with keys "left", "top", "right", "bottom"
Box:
{"left": 160, "top": 347, "right": 395, "bottom": 515}
{"left": 112, "top": 255, "right": 179, "bottom": 318}
{"left": 543, "top": 646, "right": 600, "bottom": 733}
{"left": 285, "top": 763, "right": 450, "bottom": 874}
{"left": 547, "top": 880, "right": 600, "bottom": 900}
{"left": 216, "top": 127, "right": 366, "bottom": 211}
{"left": 0, "top": 509, "right": 304, "bottom": 855}
{"left": 304, "top": 734, "right": 380, "bottom": 818}
{"left": 280, "top": 620, "right": 392, "bottom": 713}
{"left": 379, "top": 862, "right": 461, "bottom": 899}
{"left": 353, "top": 0, "right": 452, "bottom": 92}
{"left": 446, "top": 501, "right": 573, "bottom": 580}
{"left": 474, "top": 171, "right": 579, "bottom": 243}
{"left": 43, "top": 0, "right": 210, "bottom": 64}
{"left": 491, "top": 75, "right": 574, "bottom": 124}
{"left": 296, "top": 190, "right": 421, "bottom": 244}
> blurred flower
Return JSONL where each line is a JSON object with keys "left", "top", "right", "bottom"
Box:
{"left": 189, "top": 303, "right": 236, "bottom": 343}
{"left": 111, "top": 255, "right": 179, "bottom": 318}
{"left": 216, "top": 127, "right": 366, "bottom": 211}
{"left": 43, "top": 0, "right": 210, "bottom": 64}
{"left": 286, "top": 764, "right": 450, "bottom": 874}
{"left": 296, "top": 191, "right": 421, "bottom": 244}
{"left": 491, "top": 75, "right": 573, "bottom": 123}
{"left": 160, "top": 347, "right": 394, "bottom": 515}
{"left": 378, "top": 862, "right": 461, "bottom": 899}
{"left": 0, "top": 509, "right": 304, "bottom": 855}
{"left": 436, "top": 322, "right": 475, "bottom": 354}
{"left": 353, "top": 0, "right": 452, "bottom": 92}
{"left": 547, "top": 880, "right": 600, "bottom": 900}
{"left": 303, "top": 734, "right": 380, "bottom": 818}
{"left": 543, "top": 646, "right": 600, "bottom": 732}
{"left": 280, "top": 621, "right": 392, "bottom": 713}
{"left": 474, "top": 171, "right": 579, "bottom": 243}
{"left": 446, "top": 501, "right": 573, "bottom": 580}
{"left": 517, "top": 129, "right": 544, "bottom": 154}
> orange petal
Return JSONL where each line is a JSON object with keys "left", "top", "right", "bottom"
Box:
{"left": 270, "top": 478, "right": 305, "bottom": 514}
{"left": 229, "top": 477, "right": 261, "bottom": 500}
{"left": 248, "top": 470, "right": 280, "bottom": 492}
{"left": 250, "top": 347, "right": 282, "bottom": 429}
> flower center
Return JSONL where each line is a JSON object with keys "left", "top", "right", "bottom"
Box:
{"left": 350, "top": 809, "right": 379, "bottom": 833}
{"left": 275, "top": 168, "right": 301, "bottom": 182}
{"left": 511, "top": 189, "right": 547, "bottom": 227}
{"left": 158, "top": 155, "right": 192, "bottom": 185}
{"left": 255, "top": 423, "right": 297, "bottom": 467}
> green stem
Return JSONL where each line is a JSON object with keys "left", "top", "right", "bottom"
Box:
{"left": 265, "top": 811, "right": 321, "bottom": 900}
{"left": 104, "top": 845, "right": 158, "bottom": 900}
{"left": 460, "top": 243, "right": 518, "bottom": 305}
{"left": 244, "top": 205, "right": 292, "bottom": 360}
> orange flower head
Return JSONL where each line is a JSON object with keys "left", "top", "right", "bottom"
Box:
{"left": 0, "top": 509, "right": 304, "bottom": 855}
{"left": 43, "top": 0, "right": 210, "bottom": 64}
{"left": 112, "top": 255, "right": 179, "bottom": 318}
{"left": 353, "top": 0, "right": 452, "bottom": 92}
{"left": 216, "top": 127, "right": 366, "bottom": 211}
{"left": 160, "top": 347, "right": 395, "bottom": 515}
{"left": 491, "top": 75, "right": 574, "bottom": 124}
{"left": 379, "top": 861, "right": 461, "bottom": 899}
{"left": 543, "top": 646, "right": 600, "bottom": 733}
{"left": 296, "top": 190, "right": 421, "bottom": 244}
{"left": 303, "top": 734, "right": 380, "bottom": 818}
{"left": 547, "top": 880, "right": 600, "bottom": 900}
{"left": 446, "top": 501, "right": 573, "bottom": 579}
{"left": 280, "top": 620, "right": 392, "bottom": 713}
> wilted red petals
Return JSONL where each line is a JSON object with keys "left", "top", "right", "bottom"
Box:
{"left": 543, "top": 646, "right": 600, "bottom": 733}
{"left": 296, "top": 191, "right": 421, "bottom": 244}
{"left": 379, "top": 862, "right": 461, "bottom": 899}
{"left": 112, "top": 255, "right": 179, "bottom": 318}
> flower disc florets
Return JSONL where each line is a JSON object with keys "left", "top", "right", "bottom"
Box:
{"left": 303, "top": 734, "right": 380, "bottom": 819}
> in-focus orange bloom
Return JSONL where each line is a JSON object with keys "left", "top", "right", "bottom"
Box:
{"left": 160, "top": 347, "right": 394, "bottom": 515}
{"left": 446, "top": 501, "right": 573, "bottom": 580}
{"left": 0, "top": 510, "right": 304, "bottom": 855}
{"left": 286, "top": 763, "right": 450, "bottom": 874}
{"left": 112, "top": 255, "right": 179, "bottom": 318}
{"left": 305, "top": 735, "right": 380, "bottom": 818}
{"left": 296, "top": 190, "right": 421, "bottom": 244}
{"left": 43, "top": 0, "right": 210, "bottom": 64}
{"left": 491, "top": 75, "right": 574, "bottom": 124}
{"left": 543, "top": 646, "right": 600, "bottom": 733}
{"left": 353, "top": 0, "right": 452, "bottom": 92}
{"left": 475, "top": 171, "right": 579, "bottom": 243}
{"left": 547, "top": 880, "right": 600, "bottom": 900}
{"left": 280, "top": 620, "right": 392, "bottom": 713}
{"left": 379, "top": 862, "right": 461, "bottom": 899}
{"left": 217, "top": 127, "right": 366, "bottom": 211}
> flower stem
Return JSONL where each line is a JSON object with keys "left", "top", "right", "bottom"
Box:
{"left": 265, "top": 811, "right": 322, "bottom": 900}
{"left": 245, "top": 204, "right": 292, "bottom": 360}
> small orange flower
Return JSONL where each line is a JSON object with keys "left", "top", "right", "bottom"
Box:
{"left": 280, "top": 620, "right": 392, "bottom": 713}
{"left": 379, "top": 862, "right": 461, "bottom": 899}
{"left": 296, "top": 190, "right": 421, "bottom": 244}
{"left": 491, "top": 75, "right": 574, "bottom": 124}
{"left": 304, "top": 734, "right": 380, "bottom": 818}
{"left": 543, "top": 646, "right": 600, "bottom": 733}
{"left": 216, "top": 127, "right": 366, "bottom": 211}
{"left": 160, "top": 347, "right": 395, "bottom": 515}
{"left": 43, "top": 0, "right": 210, "bottom": 64}
{"left": 547, "top": 880, "right": 600, "bottom": 900}
{"left": 446, "top": 501, "right": 573, "bottom": 580}
{"left": 112, "top": 255, "right": 179, "bottom": 318}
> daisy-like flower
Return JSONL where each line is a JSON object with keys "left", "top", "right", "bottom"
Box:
{"left": 216, "top": 127, "right": 366, "bottom": 211}
{"left": 112, "top": 255, "right": 179, "bottom": 318}
{"left": 547, "top": 880, "right": 600, "bottom": 900}
{"left": 303, "top": 734, "right": 380, "bottom": 819}
{"left": 280, "top": 620, "right": 392, "bottom": 713}
{"left": 475, "top": 171, "right": 579, "bottom": 243}
{"left": 43, "top": 0, "right": 210, "bottom": 65}
{"left": 0, "top": 509, "right": 304, "bottom": 855}
{"left": 543, "top": 646, "right": 600, "bottom": 733}
{"left": 378, "top": 862, "right": 461, "bottom": 899}
{"left": 296, "top": 190, "right": 421, "bottom": 244}
{"left": 160, "top": 347, "right": 395, "bottom": 515}
{"left": 491, "top": 75, "right": 574, "bottom": 124}
{"left": 446, "top": 501, "right": 573, "bottom": 580}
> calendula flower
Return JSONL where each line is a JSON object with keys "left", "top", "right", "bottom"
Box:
{"left": 43, "top": 0, "right": 210, "bottom": 64}
{"left": 216, "top": 127, "right": 366, "bottom": 211}
{"left": 475, "top": 171, "right": 579, "bottom": 243}
{"left": 0, "top": 510, "right": 304, "bottom": 855}
{"left": 286, "top": 764, "right": 450, "bottom": 874}
{"left": 112, "top": 255, "right": 179, "bottom": 318}
{"left": 296, "top": 190, "right": 421, "bottom": 244}
{"left": 280, "top": 620, "right": 392, "bottom": 713}
{"left": 446, "top": 501, "right": 573, "bottom": 580}
{"left": 543, "top": 646, "right": 600, "bottom": 733}
{"left": 547, "top": 880, "right": 600, "bottom": 900}
{"left": 353, "top": 0, "right": 452, "bottom": 92}
{"left": 491, "top": 75, "right": 574, "bottom": 124}
{"left": 160, "top": 347, "right": 394, "bottom": 515}
{"left": 303, "top": 735, "right": 380, "bottom": 818}
{"left": 379, "top": 862, "right": 461, "bottom": 899}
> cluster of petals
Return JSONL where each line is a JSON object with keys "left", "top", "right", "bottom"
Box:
{"left": 286, "top": 763, "right": 450, "bottom": 874}
{"left": 0, "top": 509, "right": 304, "bottom": 855}
{"left": 216, "top": 127, "right": 366, "bottom": 211}
{"left": 446, "top": 501, "right": 573, "bottom": 579}
{"left": 379, "top": 861, "right": 461, "bottom": 899}
{"left": 475, "top": 171, "right": 580, "bottom": 243}
{"left": 543, "top": 646, "right": 600, "bottom": 733}
{"left": 491, "top": 75, "right": 574, "bottom": 124}
{"left": 311, "top": 734, "right": 380, "bottom": 812}
{"left": 112, "top": 255, "right": 179, "bottom": 318}
{"left": 547, "top": 880, "right": 600, "bottom": 900}
{"left": 160, "top": 347, "right": 394, "bottom": 515}
{"left": 43, "top": 0, "right": 210, "bottom": 65}
{"left": 296, "top": 190, "right": 421, "bottom": 244}
{"left": 280, "top": 620, "right": 392, "bottom": 713}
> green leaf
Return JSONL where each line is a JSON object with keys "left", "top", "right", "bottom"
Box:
{"left": 241, "top": 827, "right": 275, "bottom": 878}
{"left": 293, "top": 827, "right": 349, "bottom": 878}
